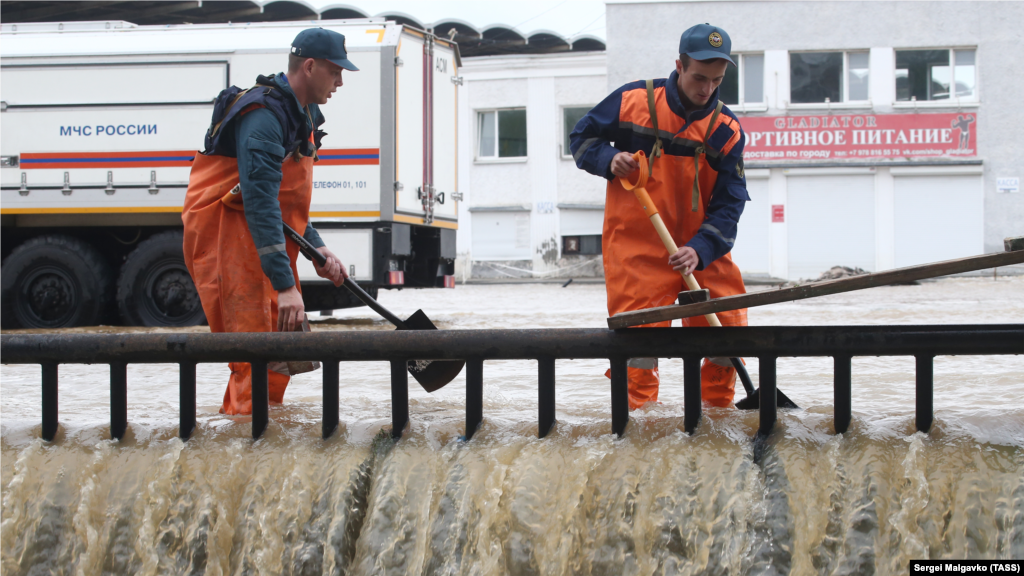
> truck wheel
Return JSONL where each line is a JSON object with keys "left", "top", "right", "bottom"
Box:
{"left": 117, "top": 231, "right": 205, "bottom": 327}
{"left": 0, "top": 235, "right": 113, "bottom": 329}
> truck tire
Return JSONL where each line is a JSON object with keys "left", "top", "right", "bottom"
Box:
{"left": 116, "top": 231, "right": 205, "bottom": 327}
{"left": 0, "top": 235, "right": 113, "bottom": 329}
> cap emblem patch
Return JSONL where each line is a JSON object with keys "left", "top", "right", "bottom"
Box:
{"left": 708, "top": 32, "right": 723, "bottom": 48}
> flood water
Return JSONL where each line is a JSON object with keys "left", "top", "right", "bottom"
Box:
{"left": 2, "top": 277, "right": 1023, "bottom": 574}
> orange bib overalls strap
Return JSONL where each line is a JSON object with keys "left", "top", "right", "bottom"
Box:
{"left": 644, "top": 79, "right": 663, "bottom": 170}
{"left": 692, "top": 100, "right": 724, "bottom": 212}
{"left": 643, "top": 80, "right": 723, "bottom": 212}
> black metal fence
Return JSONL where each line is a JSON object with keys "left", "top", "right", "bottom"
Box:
{"left": 2, "top": 325, "right": 1021, "bottom": 442}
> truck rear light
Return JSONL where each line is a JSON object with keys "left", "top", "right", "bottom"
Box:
{"left": 388, "top": 270, "right": 404, "bottom": 285}
{"left": 443, "top": 275, "right": 455, "bottom": 288}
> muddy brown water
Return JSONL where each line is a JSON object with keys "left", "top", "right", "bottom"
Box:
{"left": 2, "top": 278, "right": 1022, "bottom": 574}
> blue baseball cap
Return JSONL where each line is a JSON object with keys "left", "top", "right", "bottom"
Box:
{"left": 291, "top": 28, "right": 359, "bottom": 71}
{"left": 679, "top": 23, "right": 735, "bottom": 66}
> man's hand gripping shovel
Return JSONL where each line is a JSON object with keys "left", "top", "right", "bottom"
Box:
{"left": 618, "top": 150, "right": 798, "bottom": 410}
{"left": 282, "top": 223, "right": 465, "bottom": 392}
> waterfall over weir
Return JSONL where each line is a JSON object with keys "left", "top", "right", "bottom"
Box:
{"left": 2, "top": 280, "right": 1023, "bottom": 573}
{"left": 2, "top": 409, "right": 1022, "bottom": 575}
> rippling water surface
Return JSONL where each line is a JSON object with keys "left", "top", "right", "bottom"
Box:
{"left": 2, "top": 277, "right": 1022, "bottom": 574}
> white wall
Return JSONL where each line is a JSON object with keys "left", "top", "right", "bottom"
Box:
{"left": 456, "top": 52, "right": 608, "bottom": 275}
{"left": 729, "top": 170, "right": 770, "bottom": 274}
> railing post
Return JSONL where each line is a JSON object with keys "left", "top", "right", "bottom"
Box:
{"left": 390, "top": 360, "right": 408, "bottom": 439}
{"left": 834, "top": 354, "right": 852, "bottom": 434}
{"left": 916, "top": 354, "right": 934, "bottom": 433}
{"left": 251, "top": 361, "right": 268, "bottom": 440}
{"left": 179, "top": 362, "right": 196, "bottom": 440}
{"left": 758, "top": 356, "right": 777, "bottom": 437}
{"left": 465, "top": 359, "right": 483, "bottom": 440}
{"left": 538, "top": 357, "right": 556, "bottom": 438}
{"left": 683, "top": 356, "right": 702, "bottom": 434}
{"left": 610, "top": 357, "right": 629, "bottom": 437}
{"left": 41, "top": 362, "right": 58, "bottom": 442}
{"left": 323, "top": 360, "right": 339, "bottom": 440}
{"left": 110, "top": 362, "right": 127, "bottom": 440}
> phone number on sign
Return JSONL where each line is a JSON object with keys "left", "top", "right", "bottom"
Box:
{"left": 745, "top": 150, "right": 832, "bottom": 159}
{"left": 314, "top": 181, "right": 367, "bottom": 189}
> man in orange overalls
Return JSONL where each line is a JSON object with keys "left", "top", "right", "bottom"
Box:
{"left": 570, "top": 24, "right": 750, "bottom": 409}
{"left": 183, "top": 28, "right": 351, "bottom": 415}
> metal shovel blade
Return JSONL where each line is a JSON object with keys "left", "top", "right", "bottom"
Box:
{"left": 734, "top": 388, "right": 800, "bottom": 410}
{"left": 731, "top": 357, "right": 799, "bottom": 410}
{"left": 399, "top": 309, "right": 465, "bottom": 392}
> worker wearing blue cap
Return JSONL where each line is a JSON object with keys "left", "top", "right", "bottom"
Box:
{"left": 183, "top": 28, "right": 357, "bottom": 415}
{"left": 570, "top": 23, "right": 751, "bottom": 410}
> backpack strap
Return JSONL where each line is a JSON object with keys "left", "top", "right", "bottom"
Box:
{"left": 209, "top": 80, "right": 282, "bottom": 140}
{"left": 208, "top": 87, "right": 254, "bottom": 140}
{"left": 644, "top": 79, "right": 663, "bottom": 171}
{"left": 690, "top": 99, "right": 724, "bottom": 212}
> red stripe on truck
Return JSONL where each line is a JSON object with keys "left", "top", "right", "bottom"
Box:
{"left": 20, "top": 150, "right": 196, "bottom": 169}
{"left": 317, "top": 148, "right": 380, "bottom": 165}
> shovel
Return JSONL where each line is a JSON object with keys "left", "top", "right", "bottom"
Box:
{"left": 619, "top": 150, "right": 798, "bottom": 410}
{"left": 283, "top": 223, "right": 464, "bottom": 392}
{"left": 731, "top": 357, "right": 798, "bottom": 410}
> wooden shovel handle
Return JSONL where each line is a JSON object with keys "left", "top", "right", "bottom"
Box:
{"left": 647, "top": 213, "right": 722, "bottom": 327}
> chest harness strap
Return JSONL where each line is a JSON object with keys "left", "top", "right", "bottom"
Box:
{"left": 644, "top": 80, "right": 724, "bottom": 212}
{"left": 644, "top": 79, "right": 663, "bottom": 171}
{"left": 692, "top": 100, "right": 724, "bottom": 212}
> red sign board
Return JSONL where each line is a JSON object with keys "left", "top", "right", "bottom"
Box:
{"left": 741, "top": 112, "right": 977, "bottom": 162}
{"left": 772, "top": 204, "right": 785, "bottom": 223}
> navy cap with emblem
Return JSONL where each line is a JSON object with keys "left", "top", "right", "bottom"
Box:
{"left": 291, "top": 28, "right": 359, "bottom": 71}
{"left": 679, "top": 23, "right": 735, "bottom": 66}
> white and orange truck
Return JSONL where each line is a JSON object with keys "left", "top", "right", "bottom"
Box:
{"left": 1, "top": 18, "right": 460, "bottom": 328}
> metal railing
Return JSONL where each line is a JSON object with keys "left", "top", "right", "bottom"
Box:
{"left": 2, "top": 325, "right": 1021, "bottom": 442}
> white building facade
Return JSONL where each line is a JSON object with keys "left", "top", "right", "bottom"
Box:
{"left": 455, "top": 52, "right": 609, "bottom": 280}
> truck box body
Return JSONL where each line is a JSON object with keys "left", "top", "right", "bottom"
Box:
{"left": 0, "top": 19, "right": 459, "bottom": 327}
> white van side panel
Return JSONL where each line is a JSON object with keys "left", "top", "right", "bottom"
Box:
{"left": 295, "top": 229, "right": 372, "bottom": 282}
{"left": 2, "top": 62, "right": 227, "bottom": 106}
{"left": 308, "top": 49, "right": 382, "bottom": 220}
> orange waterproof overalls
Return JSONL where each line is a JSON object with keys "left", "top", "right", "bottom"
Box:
{"left": 182, "top": 117, "right": 314, "bottom": 415}
{"left": 604, "top": 83, "right": 748, "bottom": 409}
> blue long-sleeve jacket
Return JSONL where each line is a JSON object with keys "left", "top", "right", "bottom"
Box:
{"left": 569, "top": 70, "right": 750, "bottom": 270}
{"left": 234, "top": 73, "right": 325, "bottom": 291}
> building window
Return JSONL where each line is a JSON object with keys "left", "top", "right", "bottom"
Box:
{"left": 562, "top": 106, "right": 592, "bottom": 156}
{"left": 563, "top": 234, "right": 602, "bottom": 255}
{"left": 790, "top": 51, "right": 870, "bottom": 104}
{"left": 477, "top": 109, "right": 527, "bottom": 158}
{"left": 719, "top": 53, "right": 764, "bottom": 105}
{"left": 895, "top": 49, "right": 976, "bottom": 101}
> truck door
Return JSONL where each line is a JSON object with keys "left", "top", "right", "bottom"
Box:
{"left": 430, "top": 40, "right": 458, "bottom": 224}
{"left": 393, "top": 31, "right": 458, "bottom": 228}
{"left": 394, "top": 31, "right": 425, "bottom": 223}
